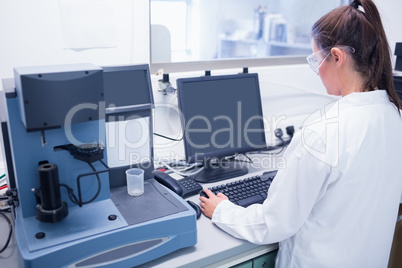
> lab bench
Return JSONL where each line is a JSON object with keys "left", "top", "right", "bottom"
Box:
{"left": 137, "top": 169, "right": 279, "bottom": 268}
{"left": 0, "top": 170, "right": 279, "bottom": 268}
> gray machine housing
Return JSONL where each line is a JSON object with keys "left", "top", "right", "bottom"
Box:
{"left": 14, "top": 63, "right": 104, "bottom": 132}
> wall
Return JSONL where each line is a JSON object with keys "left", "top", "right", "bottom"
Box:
{"left": 0, "top": 0, "right": 401, "bottom": 173}
{"left": 0, "top": 0, "right": 150, "bottom": 175}
{"left": 0, "top": 0, "right": 149, "bottom": 78}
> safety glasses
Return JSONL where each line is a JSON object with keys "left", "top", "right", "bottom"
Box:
{"left": 306, "top": 46, "right": 355, "bottom": 74}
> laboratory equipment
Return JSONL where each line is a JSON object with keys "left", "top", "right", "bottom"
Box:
{"left": 0, "top": 63, "right": 197, "bottom": 267}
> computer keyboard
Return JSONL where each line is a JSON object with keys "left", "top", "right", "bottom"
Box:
{"left": 200, "top": 170, "right": 277, "bottom": 207}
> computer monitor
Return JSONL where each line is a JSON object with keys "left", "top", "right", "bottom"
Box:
{"left": 177, "top": 73, "right": 267, "bottom": 183}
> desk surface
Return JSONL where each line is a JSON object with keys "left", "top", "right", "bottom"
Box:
{"left": 138, "top": 169, "right": 279, "bottom": 268}
{"left": 0, "top": 167, "right": 278, "bottom": 268}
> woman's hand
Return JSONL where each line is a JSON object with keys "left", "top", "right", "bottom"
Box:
{"left": 199, "top": 189, "right": 229, "bottom": 219}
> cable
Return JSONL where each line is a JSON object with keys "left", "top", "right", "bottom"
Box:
{"left": 241, "top": 154, "right": 253, "bottom": 163}
{"left": 0, "top": 211, "right": 12, "bottom": 254}
{"left": 0, "top": 175, "right": 6, "bottom": 186}
{"left": 225, "top": 154, "right": 253, "bottom": 164}
{"left": 155, "top": 159, "right": 188, "bottom": 169}
{"left": 248, "top": 136, "right": 291, "bottom": 155}
{"left": 60, "top": 183, "right": 79, "bottom": 204}
{"left": 255, "top": 146, "right": 286, "bottom": 155}
{"left": 153, "top": 132, "right": 183, "bottom": 141}
{"left": 79, "top": 162, "right": 102, "bottom": 205}
{"left": 257, "top": 144, "right": 286, "bottom": 155}
{"left": 233, "top": 157, "right": 253, "bottom": 164}
{"left": 158, "top": 160, "right": 204, "bottom": 177}
{"left": 60, "top": 160, "right": 106, "bottom": 207}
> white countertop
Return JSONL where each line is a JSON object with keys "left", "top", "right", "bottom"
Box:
{"left": 137, "top": 169, "right": 279, "bottom": 268}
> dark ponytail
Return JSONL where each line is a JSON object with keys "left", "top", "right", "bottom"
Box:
{"left": 312, "top": 0, "right": 402, "bottom": 111}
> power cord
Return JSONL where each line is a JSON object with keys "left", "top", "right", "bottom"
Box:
{"left": 250, "top": 126, "right": 295, "bottom": 155}
{"left": 274, "top": 128, "right": 285, "bottom": 145}
{"left": 225, "top": 154, "right": 253, "bottom": 164}
{"left": 0, "top": 210, "right": 12, "bottom": 254}
{"left": 59, "top": 161, "right": 104, "bottom": 207}
{"left": 153, "top": 132, "right": 183, "bottom": 142}
{"left": 273, "top": 126, "right": 295, "bottom": 147}
{"left": 0, "top": 174, "right": 7, "bottom": 192}
{"left": 156, "top": 158, "right": 204, "bottom": 177}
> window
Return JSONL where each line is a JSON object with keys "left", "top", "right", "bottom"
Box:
{"left": 150, "top": 0, "right": 346, "bottom": 71}
{"left": 151, "top": 0, "right": 189, "bottom": 62}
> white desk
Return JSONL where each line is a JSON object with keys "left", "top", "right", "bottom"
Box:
{"left": 138, "top": 169, "right": 279, "bottom": 268}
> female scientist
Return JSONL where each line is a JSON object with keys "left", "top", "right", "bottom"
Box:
{"left": 199, "top": 0, "right": 402, "bottom": 267}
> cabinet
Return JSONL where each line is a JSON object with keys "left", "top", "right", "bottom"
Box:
{"left": 232, "top": 250, "right": 278, "bottom": 268}
{"left": 232, "top": 260, "right": 253, "bottom": 268}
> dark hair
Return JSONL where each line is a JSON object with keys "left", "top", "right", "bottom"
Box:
{"left": 312, "top": 0, "right": 402, "bottom": 110}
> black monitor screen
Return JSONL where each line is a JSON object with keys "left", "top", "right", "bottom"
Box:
{"left": 177, "top": 73, "right": 266, "bottom": 182}
{"left": 102, "top": 64, "right": 154, "bottom": 108}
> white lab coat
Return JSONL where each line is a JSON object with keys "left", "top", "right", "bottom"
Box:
{"left": 212, "top": 90, "right": 402, "bottom": 267}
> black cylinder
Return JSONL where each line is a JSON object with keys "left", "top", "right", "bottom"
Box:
{"left": 36, "top": 163, "right": 68, "bottom": 222}
{"left": 37, "top": 163, "right": 62, "bottom": 210}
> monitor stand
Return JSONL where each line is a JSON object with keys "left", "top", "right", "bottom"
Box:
{"left": 191, "top": 159, "right": 248, "bottom": 183}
